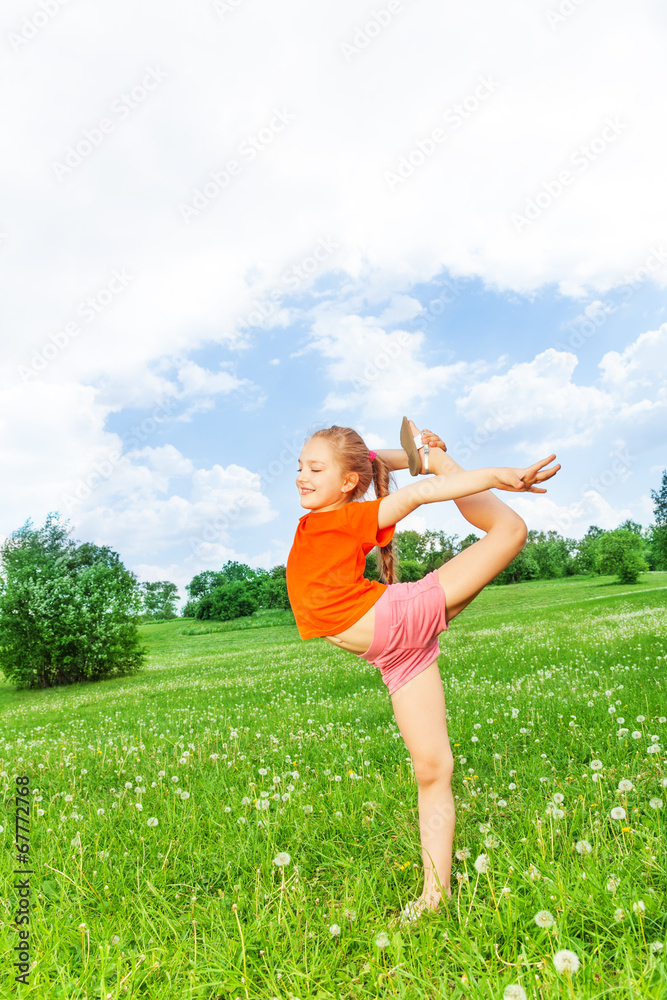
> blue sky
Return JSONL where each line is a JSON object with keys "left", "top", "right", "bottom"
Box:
{"left": 1, "top": 0, "right": 666, "bottom": 599}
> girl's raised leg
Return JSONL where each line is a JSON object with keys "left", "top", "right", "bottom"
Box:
{"left": 416, "top": 435, "right": 528, "bottom": 620}
{"left": 390, "top": 660, "right": 455, "bottom": 910}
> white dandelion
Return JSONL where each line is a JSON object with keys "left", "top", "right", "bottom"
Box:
{"left": 650, "top": 942, "right": 664, "bottom": 953}
{"left": 553, "top": 949, "right": 580, "bottom": 974}
{"left": 503, "top": 986, "right": 527, "bottom": 1000}
{"left": 614, "top": 907, "right": 625, "bottom": 922}
{"left": 610, "top": 806, "right": 626, "bottom": 821}
{"left": 617, "top": 779, "right": 633, "bottom": 792}
{"left": 575, "top": 840, "right": 592, "bottom": 854}
{"left": 607, "top": 874, "right": 620, "bottom": 892}
{"left": 329, "top": 924, "right": 341, "bottom": 937}
{"left": 534, "top": 910, "right": 555, "bottom": 928}
{"left": 474, "top": 853, "right": 490, "bottom": 874}
{"left": 455, "top": 848, "right": 471, "bottom": 861}
{"left": 633, "top": 900, "right": 646, "bottom": 914}
{"left": 375, "top": 931, "right": 390, "bottom": 948}
{"left": 147, "top": 817, "right": 158, "bottom": 827}
{"left": 590, "top": 760, "right": 603, "bottom": 770}
{"left": 649, "top": 798, "right": 663, "bottom": 809}
{"left": 273, "top": 852, "right": 291, "bottom": 867}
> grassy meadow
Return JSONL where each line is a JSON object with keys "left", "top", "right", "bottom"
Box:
{"left": 0, "top": 572, "right": 666, "bottom": 999}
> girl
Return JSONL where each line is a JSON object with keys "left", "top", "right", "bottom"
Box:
{"left": 286, "top": 419, "right": 560, "bottom": 923}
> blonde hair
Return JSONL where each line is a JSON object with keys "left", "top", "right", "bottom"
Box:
{"left": 309, "top": 425, "right": 396, "bottom": 584}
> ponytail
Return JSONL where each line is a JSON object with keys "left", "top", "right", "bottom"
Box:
{"left": 369, "top": 453, "right": 397, "bottom": 585}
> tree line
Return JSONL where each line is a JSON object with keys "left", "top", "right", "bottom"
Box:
{"left": 1, "top": 471, "right": 665, "bottom": 688}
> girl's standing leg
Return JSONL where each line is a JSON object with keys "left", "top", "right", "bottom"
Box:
{"left": 389, "top": 432, "right": 529, "bottom": 913}
{"left": 390, "top": 660, "right": 454, "bottom": 909}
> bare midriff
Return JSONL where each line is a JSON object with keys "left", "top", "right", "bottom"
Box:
{"left": 323, "top": 604, "right": 376, "bottom": 655}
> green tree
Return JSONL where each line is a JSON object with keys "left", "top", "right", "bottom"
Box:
{"left": 397, "top": 559, "right": 425, "bottom": 582}
{"left": 219, "top": 561, "right": 257, "bottom": 583}
{"left": 364, "top": 551, "right": 380, "bottom": 582}
{"left": 650, "top": 470, "right": 667, "bottom": 569}
{"left": 395, "top": 530, "right": 426, "bottom": 563}
{"left": 459, "top": 533, "right": 480, "bottom": 551}
{"left": 185, "top": 570, "right": 225, "bottom": 601}
{"left": 526, "top": 530, "right": 575, "bottom": 579}
{"left": 201, "top": 581, "right": 259, "bottom": 621}
{"left": 598, "top": 528, "right": 648, "bottom": 584}
{"left": 618, "top": 519, "right": 643, "bottom": 535}
{"left": 573, "top": 525, "right": 604, "bottom": 575}
{"left": 260, "top": 575, "right": 292, "bottom": 611}
{"left": 493, "top": 548, "right": 540, "bottom": 584}
{"left": 0, "top": 515, "right": 145, "bottom": 689}
{"left": 140, "top": 581, "right": 179, "bottom": 620}
{"left": 421, "top": 530, "right": 460, "bottom": 573}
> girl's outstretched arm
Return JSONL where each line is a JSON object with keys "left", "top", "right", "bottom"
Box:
{"left": 378, "top": 455, "right": 560, "bottom": 529}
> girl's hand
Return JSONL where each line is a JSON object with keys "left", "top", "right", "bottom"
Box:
{"left": 420, "top": 428, "right": 447, "bottom": 451}
{"left": 494, "top": 455, "right": 561, "bottom": 493}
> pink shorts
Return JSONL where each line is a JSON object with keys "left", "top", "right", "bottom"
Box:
{"left": 358, "top": 570, "right": 448, "bottom": 695}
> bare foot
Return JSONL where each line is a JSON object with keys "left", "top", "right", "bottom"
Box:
{"left": 407, "top": 420, "right": 448, "bottom": 475}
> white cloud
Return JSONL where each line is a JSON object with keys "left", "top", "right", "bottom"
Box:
{"left": 0, "top": 380, "right": 118, "bottom": 531}
{"left": 3, "top": 0, "right": 667, "bottom": 404}
{"left": 509, "top": 490, "right": 634, "bottom": 537}
{"left": 0, "top": 378, "right": 275, "bottom": 571}
{"left": 302, "top": 307, "right": 485, "bottom": 417}
{"left": 2, "top": 0, "right": 666, "bottom": 567}
{"left": 456, "top": 348, "right": 615, "bottom": 451}
{"left": 74, "top": 459, "right": 276, "bottom": 560}
{"left": 599, "top": 324, "right": 667, "bottom": 398}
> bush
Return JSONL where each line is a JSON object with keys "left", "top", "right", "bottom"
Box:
{"left": 598, "top": 529, "right": 648, "bottom": 584}
{"left": 0, "top": 516, "right": 146, "bottom": 689}
{"left": 200, "top": 581, "right": 259, "bottom": 621}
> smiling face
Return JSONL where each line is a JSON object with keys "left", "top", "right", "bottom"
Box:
{"left": 296, "top": 436, "right": 359, "bottom": 513}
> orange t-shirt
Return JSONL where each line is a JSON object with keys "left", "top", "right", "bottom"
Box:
{"left": 286, "top": 497, "right": 395, "bottom": 640}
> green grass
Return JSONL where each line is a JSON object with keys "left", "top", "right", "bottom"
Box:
{"left": 1, "top": 573, "right": 666, "bottom": 999}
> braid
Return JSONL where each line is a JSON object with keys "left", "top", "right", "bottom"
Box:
{"left": 370, "top": 454, "right": 396, "bottom": 584}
